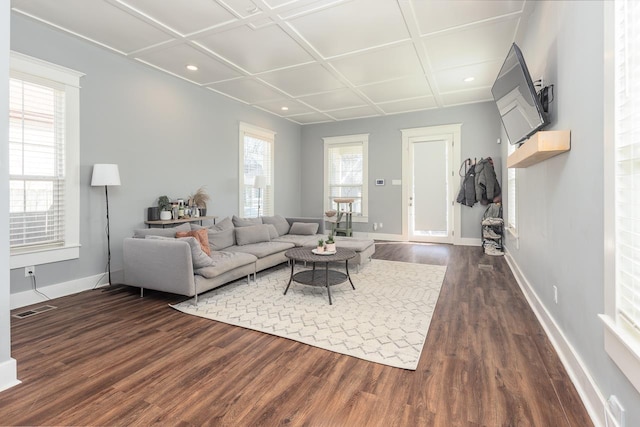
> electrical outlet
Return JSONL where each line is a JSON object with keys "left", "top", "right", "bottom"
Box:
{"left": 24, "top": 266, "right": 35, "bottom": 277}
{"left": 379, "top": 223, "right": 383, "bottom": 229}
{"left": 373, "top": 223, "right": 378, "bottom": 231}
{"left": 606, "top": 395, "right": 625, "bottom": 427}
{"left": 553, "top": 285, "right": 558, "bottom": 304}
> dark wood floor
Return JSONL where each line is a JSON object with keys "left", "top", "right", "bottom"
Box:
{"left": 0, "top": 243, "right": 592, "bottom": 426}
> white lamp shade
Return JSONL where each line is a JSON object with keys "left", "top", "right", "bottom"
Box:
{"left": 253, "top": 175, "right": 267, "bottom": 189}
{"left": 91, "top": 164, "right": 121, "bottom": 186}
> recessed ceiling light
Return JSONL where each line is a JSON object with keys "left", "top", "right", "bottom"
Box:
{"left": 281, "top": 106, "right": 289, "bottom": 111}
{"left": 186, "top": 64, "right": 198, "bottom": 71}
{"left": 463, "top": 76, "right": 475, "bottom": 82}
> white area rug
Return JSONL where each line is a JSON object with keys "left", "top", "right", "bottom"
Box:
{"left": 171, "top": 259, "right": 446, "bottom": 370}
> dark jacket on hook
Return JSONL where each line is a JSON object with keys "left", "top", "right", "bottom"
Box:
{"left": 475, "top": 157, "right": 501, "bottom": 205}
{"left": 456, "top": 165, "right": 476, "bottom": 207}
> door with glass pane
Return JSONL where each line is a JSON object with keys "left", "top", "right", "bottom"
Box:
{"left": 406, "top": 134, "right": 453, "bottom": 243}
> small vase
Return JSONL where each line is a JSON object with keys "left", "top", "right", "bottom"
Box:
{"left": 316, "top": 245, "right": 324, "bottom": 253}
{"left": 326, "top": 243, "right": 336, "bottom": 252}
{"left": 160, "top": 210, "right": 172, "bottom": 221}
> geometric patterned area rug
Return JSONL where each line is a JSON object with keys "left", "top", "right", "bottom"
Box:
{"left": 171, "top": 259, "right": 446, "bottom": 370}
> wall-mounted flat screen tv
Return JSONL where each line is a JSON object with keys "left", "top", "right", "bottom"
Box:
{"left": 491, "top": 43, "right": 549, "bottom": 145}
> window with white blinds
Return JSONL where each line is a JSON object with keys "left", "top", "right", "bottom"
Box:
{"left": 323, "top": 134, "right": 368, "bottom": 219}
{"left": 614, "top": 0, "right": 640, "bottom": 342}
{"left": 507, "top": 142, "right": 517, "bottom": 231}
{"left": 239, "top": 123, "right": 274, "bottom": 218}
{"left": 9, "top": 77, "right": 65, "bottom": 249}
{"left": 8, "top": 52, "right": 82, "bottom": 269}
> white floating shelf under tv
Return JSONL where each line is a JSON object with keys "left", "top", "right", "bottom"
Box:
{"left": 507, "top": 130, "right": 571, "bottom": 168}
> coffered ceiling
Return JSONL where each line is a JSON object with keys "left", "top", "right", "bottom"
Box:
{"left": 11, "top": 0, "right": 534, "bottom": 124}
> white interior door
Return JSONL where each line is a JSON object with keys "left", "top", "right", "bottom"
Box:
{"left": 402, "top": 124, "right": 461, "bottom": 244}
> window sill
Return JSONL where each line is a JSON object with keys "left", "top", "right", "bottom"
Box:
{"left": 599, "top": 314, "right": 640, "bottom": 393}
{"left": 506, "top": 226, "right": 518, "bottom": 238}
{"left": 10, "top": 244, "right": 80, "bottom": 269}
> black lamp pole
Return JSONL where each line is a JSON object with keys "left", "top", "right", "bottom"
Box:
{"left": 104, "top": 185, "right": 112, "bottom": 286}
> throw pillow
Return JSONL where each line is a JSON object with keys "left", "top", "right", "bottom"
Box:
{"left": 144, "top": 235, "right": 213, "bottom": 269}
{"left": 212, "top": 217, "right": 234, "bottom": 231}
{"left": 207, "top": 228, "right": 235, "bottom": 251}
{"left": 232, "top": 215, "right": 263, "bottom": 228}
{"left": 235, "top": 224, "right": 271, "bottom": 245}
{"left": 289, "top": 222, "right": 319, "bottom": 235}
{"left": 133, "top": 222, "right": 190, "bottom": 238}
{"left": 176, "top": 228, "right": 211, "bottom": 255}
{"left": 265, "top": 224, "right": 279, "bottom": 239}
{"left": 261, "top": 214, "right": 290, "bottom": 236}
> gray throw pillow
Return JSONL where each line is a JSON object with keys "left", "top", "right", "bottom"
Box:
{"left": 289, "top": 222, "right": 319, "bottom": 235}
{"left": 145, "top": 235, "right": 213, "bottom": 269}
{"left": 235, "top": 224, "right": 271, "bottom": 245}
{"left": 265, "top": 223, "right": 279, "bottom": 239}
{"left": 232, "top": 215, "right": 263, "bottom": 228}
{"left": 212, "top": 217, "right": 234, "bottom": 231}
{"left": 207, "top": 228, "right": 235, "bottom": 251}
{"left": 133, "top": 222, "right": 190, "bottom": 238}
{"left": 261, "top": 214, "right": 290, "bottom": 236}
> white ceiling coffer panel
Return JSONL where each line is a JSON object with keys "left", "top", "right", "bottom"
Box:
{"left": 433, "top": 60, "right": 502, "bottom": 93}
{"left": 440, "top": 87, "right": 493, "bottom": 107}
{"left": 357, "top": 75, "right": 432, "bottom": 104}
{"left": 10, "top": 0, "right": 533, "bottom": 123}
{"left": 196, "top": 24, "right": 313, "bottom": 73}
{"left": 287, "top": 112, "right": 333, "bottom": 124}
{"left": 330, "top": 43, "right": 423, "bottom": 87}
{"left": 253, "top": 99, "right": 314, "bottom": 116}
{"left": 12, "top": 0, "right": 174, "bottom": 54}
{"left": 412, "top": 0, "right": 525, "bottom": 35}
{"left": 378, "top": 96, "right": 438, "bottom": 115}
{"left": 422, "top": 18, "right": 519, "bottom": 71}
{"left": 289, "top": 0, "right": 409, "bottom": 57}
{"left": 257, "top": 63, "right": 345, "bottom": 97}
{"left": 297, "top": 88, "right": 368, "bottom": 111}
{"left": 136, "top": 43, "right": 242, "bottom": 84}
{"left": 325, "top": 105, "right": 379, "bottom": 120}
{"left": 118, "top": 0, "right": 237, "bottom": 36}
{"left": 208, "top": 78, "right": 286, "bottom": 104}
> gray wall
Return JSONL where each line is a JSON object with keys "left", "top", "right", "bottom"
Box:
{"left": 9, "top": 13, "right": 302, "bottom": 294}
{"left": 503, "top": 1, "right": 640, "bottom": 424}
{"left": 300, "top": 102, "right": 502, "bottom": 238}
{"left": 1, "top": 0, "right": 15, "bottom": 384}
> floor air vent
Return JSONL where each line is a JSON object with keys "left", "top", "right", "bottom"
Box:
{"left": 13, "top": 305, "right": 57, "bottom": 319}
{"left": 478, "top": 264, "right": 494, "bottom": 271}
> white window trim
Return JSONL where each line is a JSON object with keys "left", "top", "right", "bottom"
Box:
{"left": 323, "top": 133, "right": 369, "bottom": 223}
{"left": 9, "top": 52, "right": 83, "bottom": 269}
{"left": 600, "top": 0, "right": 640, "bottom": 394}
{"left": 238, "top": 122, "right": 275, "bottom": 217}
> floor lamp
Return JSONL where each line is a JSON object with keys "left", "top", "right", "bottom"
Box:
{"left": 91, "top": 164, "right": 121, "bottom": 287}
{"left": 253, "top": 175, "right": 266, "bottom": 217}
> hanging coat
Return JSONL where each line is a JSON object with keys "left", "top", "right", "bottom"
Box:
{"left": 456, "top": 164, "right": 476, "bottom": 207}
{"left": 474, "top": 157, "right": 501, "bottom": 205}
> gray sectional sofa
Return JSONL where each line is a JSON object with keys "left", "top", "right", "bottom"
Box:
{"left": 122, "top": 215, "right": 375, "bottom": 304}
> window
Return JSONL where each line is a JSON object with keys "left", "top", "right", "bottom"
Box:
{"left": 238, "top": 122, "right": 274, "bottom": 218}
{"left": 9, "top": 52, "right": 82, "bottom": 269}
{"left": 602, "top": 0, "right": 640, "bottom": 393}
{"left": 507, "top": 142, "right": 517, "bottom": 232}
{"left": 323, "top": 134, "right": 368, "bottom": 221}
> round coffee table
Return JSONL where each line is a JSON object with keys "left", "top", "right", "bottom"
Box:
{"left": 284, "top": 247, "right": 356, "bottom": 305}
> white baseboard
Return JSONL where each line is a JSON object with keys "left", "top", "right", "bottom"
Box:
{"left": 504, "top": 250, "right": 605, "bottom": 427}
{"left": 354, "top": 232, "right": 403, "bottom": 241}
{"left": 0, "top": 358, "right": 20, "bottom": 392}
{"left": 11, "top": 272, "right": 109, "bottom": 310}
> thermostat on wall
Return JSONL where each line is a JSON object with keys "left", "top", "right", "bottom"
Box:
{"left": 375, "top": 179, "right": 385, "bottom": 186}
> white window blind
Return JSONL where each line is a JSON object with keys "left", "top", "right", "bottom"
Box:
{"left": 507, "top": 142, "right": 517, "bottom": 230}
{"left": 239, "top": 123, "right": 274, "bottom": 218}
{"left": 615, "top": 0, "right": 640, "bottom": 340}
{"left": 327, "top": 143, "right": 364, "bottom": 215}
{"left": 9, "top": 76, "right": 66, "bottom": 250}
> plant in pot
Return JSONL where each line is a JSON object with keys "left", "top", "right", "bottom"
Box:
{"left": 325, "top": 234, "right": 336, "bottom": 252}
{"left": 316, "top": 238, "right": 325, "bottom": 253}
{"left": 157, "top": 195, "right": 173, "bottom": 220}
{"left": 189, "top": 186, "right": 210, "bottom": 217}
